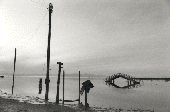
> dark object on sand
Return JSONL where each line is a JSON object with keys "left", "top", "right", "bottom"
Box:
{"left": 59, "top": 98, "right": 79, "bottom": 102}
{"left": 0, "top": 76, "right": 4, "bottom": 78}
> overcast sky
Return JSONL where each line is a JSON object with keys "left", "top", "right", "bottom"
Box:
{"left": 0, "top": 0, "right": 170, "bottom": 77}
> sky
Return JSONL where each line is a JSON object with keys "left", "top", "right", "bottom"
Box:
{"left": 0, "top": 0, "right": 170, "bottom": 77}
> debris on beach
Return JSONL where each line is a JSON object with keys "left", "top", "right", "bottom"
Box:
{"left": 0, "top": 90, "right": 45, "bottom": 104}
{"left": 91, "top": 106, "right": 154, "bottom": 112}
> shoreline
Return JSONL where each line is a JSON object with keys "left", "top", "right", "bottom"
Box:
{"left": 0, "top": 96, "right": 155, "bottom": 112}
{"left": 0, "top": 90, "right": 155, "bottom": 112}
{"left": 0, "top": 90, "right": 96, "bottom": 112}
{"left": 0, "top": 97, "right": 79, "bottom": 112}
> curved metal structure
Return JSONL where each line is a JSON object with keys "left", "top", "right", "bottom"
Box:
{"left": 105, "top": 73, "right": 140, "bottom": 89}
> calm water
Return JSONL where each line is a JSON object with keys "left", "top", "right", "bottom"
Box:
{"left": 0, "top": 75, "right": 170, "bottom": 112}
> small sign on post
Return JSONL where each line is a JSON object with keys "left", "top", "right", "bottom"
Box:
{"left": 80, "top": 80, "right": 94, "bottom": 109}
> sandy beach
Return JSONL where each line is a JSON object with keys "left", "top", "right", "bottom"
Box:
{"left": 0, "top": 90, "right": 96, "bottom": 112}
{"left": 0, "top": 89, "right": 155, "bottom": 112}
{"left": 0, "top": 97, "right": 78, "bottom": 112}
{"left": 0, "top": 96, "right": 155, "bottom": 112}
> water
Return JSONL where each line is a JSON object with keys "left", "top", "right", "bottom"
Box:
{"left": 0, "top": 75, "right": 170, "bottom": 112}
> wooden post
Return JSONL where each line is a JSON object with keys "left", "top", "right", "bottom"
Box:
{"left": 12, "top": 48, "right": 16, "bottom": 94}
{"left": 62, "top": 70, "right": 65, "bottom": 105}
{"left": 78, "top": 71, "right": 80, "bottom": 104}
{"left": 39, "top": 78, "right": 42, "bottom": 94}
{"left": 85, "top": 87, "right": 87, "bottom": 110}
{"left": 56, "top": 62, "right": 63, "bottom": 104}
{"left": 45, "top": 3, "right": 53, "bottom": 102}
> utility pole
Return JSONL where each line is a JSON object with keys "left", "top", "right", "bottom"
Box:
{"left": 45, "top": 3, "right": 53, "bottom": 101}
{"left": 56, "top": 62, "right": 63, "bottom": 104}
{"left": 12, "top": 48, "right": 16, "bottom": 94}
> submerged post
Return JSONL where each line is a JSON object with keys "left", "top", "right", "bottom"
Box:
{"left": 78, "top": 71, "right": 80, "bottom": 104}
{"left": 12, "top": 48, "right": 16, "bottom": 94}
{"left": 45, "top": 3, "right": 53, "bottom": 101}
{"left": 56, "top": 62, "right": 63, "bottom": 104}
{"left": 62, "top": 70, "right": 65, "bottom": 105}
{"left": 39, "top": 78, "right": 42, "bottom": 94}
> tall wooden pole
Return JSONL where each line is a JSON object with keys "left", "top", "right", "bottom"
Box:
{"left": 62, "top": 70, "right": 65, "bottom": 105}
{"left": 78, "top": 71, "right": 80, "bottom": 104}
{"left": 45, "top": 3, "right": 53, "bottom": 101}
{"left": 12, "top": 48, "right": 16, "bottom": 94}
{"left": 56, "top": 62, "right": 63, "bottom": 104}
